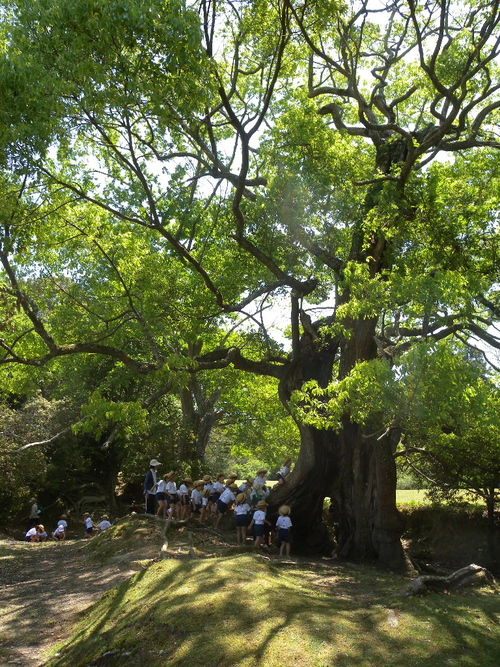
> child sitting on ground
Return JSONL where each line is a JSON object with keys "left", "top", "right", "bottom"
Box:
{"left": 98, "top": 514, "right": 112, "bottom": 531}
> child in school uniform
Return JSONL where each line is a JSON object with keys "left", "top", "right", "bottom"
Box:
{"left": 238, "top": 477, "right": 254, "bottom": 498}
{"left": 214, "top": 481, "right": 238, "bottom": 529}
{"left": 234, "top": 493, "right": 251, "bottom": 545}
{"left": 209, "top": 473, "right": 225, "bottom": 517}
{"left": 200, "top": 475, "right": 213, "bottom": 521}
{"left": 277, "top": 458, "right": 292, "bottom": 485}
{"left": 98, "top": 514, "right": 112, "bottom": 531}
{"left": 155, "top": 474, "right": 169, "bottom": 519}
{"left": 83, "top": 512, "right": 94, "bottom": 538}
{"left": 248, "top": 500, "right": 271, "bottom": 549}
{"left": 190, "top": 480, "right": 204, "bottom": 518}
{"left": 165, "top": 471, "right": 179, "bottom": 519}
{"left": 275, "top": 505, "right": 292, "bottom": 556}
{"left": 52, "top": 515, "right": 68, "bottom": 541}
{"left": 178, "top": 477, "right": 192, "bottom": 520}
{"left": 254, "top": 469, "right": 267, "bottom": 487}
{"left": 25, "top": 524, "right": 44, "bottom": 542}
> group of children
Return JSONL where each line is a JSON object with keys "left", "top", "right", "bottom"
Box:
{"left": 24, "top": 513, "right": 112, "bottom": 542}
{"left": 149, "top": 459, "right": 293, "bottom": 554}
{"left": 24, "top": 457, "right": 294, "bottom": 552}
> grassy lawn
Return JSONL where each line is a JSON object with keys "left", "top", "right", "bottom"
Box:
{"left": 396, "top": 490, "right": 482, "bottom": 506}
{"left": 396, "top": 489, "right": 430, "bottom": 505}
{"left": 46, "top": 551, "right": 500, "bottom": 667}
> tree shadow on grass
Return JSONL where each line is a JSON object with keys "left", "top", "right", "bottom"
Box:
{"left": 44, "top": 552, "right": 500, "bottom": 667}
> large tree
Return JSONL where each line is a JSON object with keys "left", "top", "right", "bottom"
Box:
{"left": 1, "top": 0, "right": 500, "bottom": 567}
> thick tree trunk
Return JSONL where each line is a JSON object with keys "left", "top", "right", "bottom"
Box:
{"left": 269, "top": 419, "right": 406, "bottom": 569}
{"left": 269, "top": 316, "right": 406, "bottom": 570}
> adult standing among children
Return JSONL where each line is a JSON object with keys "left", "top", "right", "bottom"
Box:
{"left": 144, "top": 459, "right": 161, "bottom": 515}
{"left": 27, "top": 498, "right": 42, "bottom": 530}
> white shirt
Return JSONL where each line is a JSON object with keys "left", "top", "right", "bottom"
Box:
{"left": 191, "top": 488, "right": 203, "bottom": 504}
{"left": 178, "top": 483, "right": 189, "bottom": 497}
{"left": 212, "top": 481, "right": 224, "bottom": 493}
{"left": 219, "top": 488, "right": 236, "bottom": 505}
{"left": 26, "top": 527, "right": 37, "bottom": 538}
{"left": 156, "top": 479, "right": 167, "bottom": 493}
{"left": 57, "top": 519, "right": 68, "bottom": 529}
{"left": 254, "top": 475, "right": 266, "bottom": 486}
{"left": 252, "top": 510, "right": 266, "bottom": 525}
{"left": 166, "top": 481, "right": 177, "bottom": 495}
{"left": 99, "top": 520, "right": 111, "bottom": 531}
{"left": 234, "top": 502, "right": 250, "bottom": 516}
{"left": 276, "top": 515, "right": 292, "bottom": 530}
{"left": 85, "top": 517, "right": 93, "bottom": 529}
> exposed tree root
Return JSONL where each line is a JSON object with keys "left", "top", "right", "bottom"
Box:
{"left": 406, "top": 563, "right": 496, "bottom": 596}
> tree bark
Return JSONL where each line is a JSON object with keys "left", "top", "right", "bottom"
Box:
{"left": 268, "top": 324, "right": 407, "bottom": 570}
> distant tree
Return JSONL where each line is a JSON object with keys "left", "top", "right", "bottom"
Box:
{"left": 397, "top": 343, "right": 500, "bottom": 571}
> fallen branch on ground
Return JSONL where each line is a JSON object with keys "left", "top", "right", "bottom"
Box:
{"left": 406, "top": 563, "right": 496, "bottom": 596}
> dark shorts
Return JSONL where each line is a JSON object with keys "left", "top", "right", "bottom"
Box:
{"left": 209, "top": 493, "right": 220, "bottom": 503}
{"left": 156, "top": 492, "right": 166, "bottom": 501}
{"left": 168, "top": 495, "right": 178, "bottom": 504}
{"left": 235, "top": 514, "right": 248, "bottom": 527}
{"left": 217, "top": 500, "right": 228, "bottom": 514}
{"left": 85, "top": 527, "right": 93, "bottom": 535}
{"left": 190, "top": 501, "right": 201, "bottom": 514}
{"left": 253, "top": 524, "right": 265, "bottom": 537}
{"left": 278, "top": 528, "right": 290, "bottom": 543}
{"left": 179, "top": 496, "right": 189, "bottom": 506}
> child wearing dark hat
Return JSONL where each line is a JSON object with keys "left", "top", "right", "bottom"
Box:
{"left": 276, "top": 505, "right": 292, "bottom": 556}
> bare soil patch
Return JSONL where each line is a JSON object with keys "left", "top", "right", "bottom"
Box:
{"left": 0, "top": 534, "right": 156, "bottom": 667}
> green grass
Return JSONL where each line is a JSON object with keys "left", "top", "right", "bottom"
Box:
{"left": 396, "top": 489, "right": 430, "bottom": 505}
{"left": 46, "top": 553, "right": 500, "bottom": 667}
{"left": 396, "top": 490, "right": 482, "bottom": 507}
